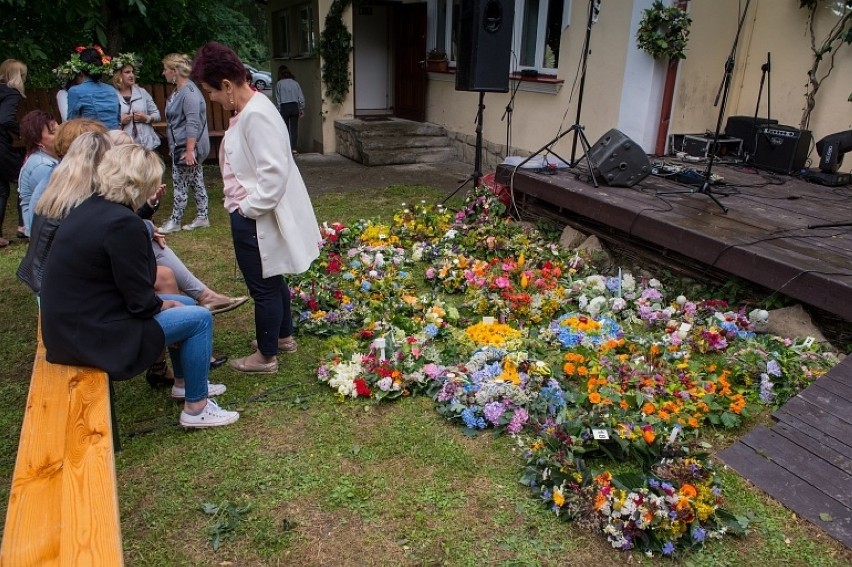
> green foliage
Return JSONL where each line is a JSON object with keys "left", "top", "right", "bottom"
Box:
{"left": 318, "top": 0, "right": 353, "bottom": 105}
{"left": 797, "top": 0, "right": 852, "bottom": 128}
{"left": 0, "top": 0, "right": 268, "bottom": 87}
{"left": 636, "top": 0, "right": 693, "bottom": 60}
{"left": 200, "top": 500, "right": 252, "bottom": 550}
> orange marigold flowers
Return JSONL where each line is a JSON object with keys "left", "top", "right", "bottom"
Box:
{"left": 589, "top": 392, "right": 602, "bottom": 404}
{"left": 552, "top": 487, "right": 565, "bottom": 507}
{"left": 679, "top": 484, "right": 698, "bottom": 498}
{"left": 642, "top": 402, "right": 656, "bottom": 415}
{"left": 642, "top": 428, "right": 656, "bottom": 444}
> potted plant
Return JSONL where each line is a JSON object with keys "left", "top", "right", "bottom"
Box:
{"left": 426, "top": 48, "right": 448, "bottom": 72}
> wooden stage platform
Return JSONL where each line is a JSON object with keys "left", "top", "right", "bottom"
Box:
{"left": 496, "top": 161, "right": 852, "bottom": 321}
{"left": 719, "top": 355, "right": 852, "bottom": 548}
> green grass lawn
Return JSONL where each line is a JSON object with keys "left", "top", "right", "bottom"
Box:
{"left": 0, "top": 174, "right": 850, "bottom": 566}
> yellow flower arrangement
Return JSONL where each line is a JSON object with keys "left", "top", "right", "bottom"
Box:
{"left": 464, "top": 321, "right": 521, "bottom": 347}
{"left": 359, "top": 223, "right": 400, "bottom": 247}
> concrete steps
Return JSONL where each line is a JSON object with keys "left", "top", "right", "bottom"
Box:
{"left": 335, "top": 118, "right": 457, "bottom": 166}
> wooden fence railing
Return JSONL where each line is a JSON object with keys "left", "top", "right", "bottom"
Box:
{"left": 16, "top": 83, "right": 231, "bottom": 161}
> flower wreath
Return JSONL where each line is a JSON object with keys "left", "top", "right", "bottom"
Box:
{"left": 635, "top": 1, "right": 692, "bottom": 60}
{"left": 112, "top": 52, "right": 142, "bottom": 72}
{"left": 52, "top": 45, "right": 115, "bottom": 84}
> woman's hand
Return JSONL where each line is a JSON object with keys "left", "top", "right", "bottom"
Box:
{"left": 152, "top": 229, "right": 166, "bottom": 249}
{"left": 182, "top": 151, "right": 197, "bottom": 166}
{"left": 149, "top": 183, "right": 166, "bottom": 204}
{"left": 133, "top": 111, "right": 148, "bottom": 123}
{"left": 121, "top": 113, "right": 133, "bottom": 126}
{"left": 160, "top": 299, "right": 184, "bottom": 311}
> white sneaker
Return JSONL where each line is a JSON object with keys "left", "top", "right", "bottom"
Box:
{"left": 159, "top": 220, "right": 182, "bottom": 234}
{"left": 182, "top": 217, "right": 210, "bottom": 230}
{"left": 180, "top": 399, "right": 239, "bottom": 428}
{"left": 171, "top": 381, "right": 227, "bottom": 400}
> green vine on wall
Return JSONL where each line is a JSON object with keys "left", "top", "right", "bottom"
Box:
{"left": 636, "top": 1, "right": 693, "bottom": 60}
{"left": 318, "top": 0, "right": 353, "bottom": 105}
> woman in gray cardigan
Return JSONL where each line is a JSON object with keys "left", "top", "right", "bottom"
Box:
{"left": 160, "top": 53, "right": 210, "bottom": 234}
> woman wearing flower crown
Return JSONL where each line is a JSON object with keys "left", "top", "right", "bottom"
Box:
{"left": 112, "top": 54, "right": 161, "bottom": 150}
{"left": 65, "top": 46, "right": 120, "bottom": 130}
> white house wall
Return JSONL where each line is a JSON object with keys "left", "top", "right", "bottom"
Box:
{"left": 672, "top": 0, "right": 852, "bottom": 144}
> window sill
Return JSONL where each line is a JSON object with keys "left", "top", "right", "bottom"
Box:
{"left": 427, "top": 69, "right": 563, "bottom": 94}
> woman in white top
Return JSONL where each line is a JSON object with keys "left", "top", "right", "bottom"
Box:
{"left": 192, "top": 42, "right": 320, "bottom": 374}
{"left": 112, "top": 54, "right": 161, "bottom": 150}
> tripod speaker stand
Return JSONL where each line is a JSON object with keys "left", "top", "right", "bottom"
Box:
{"left": 657, "top": 0, "right": 752, "bottom": 214}
{"left": 442, "top": 91, "right": 487, "bottom": 204}
{"left": 511, "top": 0, "right": 600, "bottom": 186}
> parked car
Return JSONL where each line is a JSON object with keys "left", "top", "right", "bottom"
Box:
{"left": 244, "top": 65, "right": 272, "bottom": 90}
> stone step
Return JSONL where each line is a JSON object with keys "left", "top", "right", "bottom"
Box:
{"left": 335, "top": 118, "right": 447, "bottom": 138}
{"left": 358, "top": 135, "right": 452, "bottom": 152}
{"left": 361, "top": 146, "right": 458, "bottom": 166}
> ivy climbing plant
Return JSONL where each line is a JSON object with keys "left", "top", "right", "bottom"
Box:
{"left": 636, "top": 0, "right": 693, "bottom": 60}
{"left": 318, "top": 0, "right": 353, "bottom": 105}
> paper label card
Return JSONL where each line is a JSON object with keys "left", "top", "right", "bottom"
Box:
{"left": 592, "top": 429, "right": 609, "bottom": 440}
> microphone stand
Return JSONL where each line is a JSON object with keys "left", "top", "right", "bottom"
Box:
{"left": 754, "top": 52, "right": 771, "bottom": 124}
{"left": 657, "top": 0, "right": 752, "bottom": 214}
{"left": 502, "top": 73, "right": 521, "bottom": 155}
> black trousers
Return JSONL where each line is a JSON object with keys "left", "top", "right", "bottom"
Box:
{"left": 279, "top": 102, "right": 300, "bottom": 152}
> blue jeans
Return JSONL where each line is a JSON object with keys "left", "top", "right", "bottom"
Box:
{"left": 154, "top": 294, "right": 212, "bottom": 403}
{"left": 230, "top": 211, "right": 293, "bottom": 356}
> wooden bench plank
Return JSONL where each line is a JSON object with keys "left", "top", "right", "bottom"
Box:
{"left": 718, "top": 441, "right": 852, "bottom": 548}
{"left": 1, "top": 342, "right": 122, "bottom": 567}
{"left": 773, "top": 395, "right": 852, "bottom": 447}
{"left": 809, "top": 378, "right": 852, "bottom": 404}
{"left": 739, "top": 426, "right": 852, "bottom": 508}
{"left": 772, "top": 406, "right": 852, "bottom": 455}
{"left": 771, "top": 420, "right": 852, "bottom": 475}
{"left": 796, "top": 386, "right": 852, "bottom": 426}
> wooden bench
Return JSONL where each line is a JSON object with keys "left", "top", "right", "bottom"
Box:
{"left": 0, "top": 331, "right": 123, "bottom": 566}
{"left": 17, "top": 83, "right": 231, "bottom": 163}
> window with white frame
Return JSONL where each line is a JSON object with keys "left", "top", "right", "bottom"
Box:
{"left": 429, "top": 0, "right": 571, "bottom": 74}
{"left": 297, "top": 4, "right": 316, "bottom": 56}
{"left": 272, "top": 9, "right": 292, "bottom": 58}
{"left": 515, "top": 0, "right": 570, "bottom": 72}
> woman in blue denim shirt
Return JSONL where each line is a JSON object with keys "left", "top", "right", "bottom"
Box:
{"left": 66, "top": 47, "right": 120, "bottom": 130}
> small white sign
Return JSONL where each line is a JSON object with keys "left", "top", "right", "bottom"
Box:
{"left": 592, "top": 429, "right": 609, "bottom": 440}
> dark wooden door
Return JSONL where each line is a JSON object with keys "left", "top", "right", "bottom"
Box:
{"left": 393, "top": 3, "right": 427, "bottom": 122}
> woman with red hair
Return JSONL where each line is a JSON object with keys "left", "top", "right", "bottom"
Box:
{"left": 17, "top": 110, "right": 58, "bottom": 235}
{"left": 191, "top": 42, "right": 320, "bottom": 374}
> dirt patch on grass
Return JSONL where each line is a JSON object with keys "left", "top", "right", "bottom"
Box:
{"left": 270, "top": 497, "right": 411, "bottom": 566}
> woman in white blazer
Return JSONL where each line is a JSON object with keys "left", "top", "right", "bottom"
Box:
{"left": 191, "top": 42, "right": 321, "bottom": 374}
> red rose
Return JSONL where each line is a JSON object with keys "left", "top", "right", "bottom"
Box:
{"left": 354, "top": 378, "right": 371, "bottom": 397}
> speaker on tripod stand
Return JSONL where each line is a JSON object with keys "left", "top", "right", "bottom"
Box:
{"left": 455, "top": 0, "right": 515, "bottom": 93}
{"left": 441, "top": 0, "right": 515, "bottom": 204}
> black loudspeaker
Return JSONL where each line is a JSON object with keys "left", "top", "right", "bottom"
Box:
{"left": 724, "top": 115, "right": 778, "bottom": 157}
{"left": 752, "top": 125, "right": 812, "bottom": 174}
{"left": 455, "top": 0, "right": 515, "bottom": 92}
{"left": 587, "top": 129, "right": 651, "bottom": 188}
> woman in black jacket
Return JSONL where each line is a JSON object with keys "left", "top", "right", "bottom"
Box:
{"left": 0, "top": 58, "right": 27, "bottom": 247}
{"left": 40, "top": 144, "right": 239, "bottom": 428}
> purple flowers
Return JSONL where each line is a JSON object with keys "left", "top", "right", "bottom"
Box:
{"left": 483, "top": 401, "right": 506, "bottom": 424}
{"left": 507, "top": 408, "right": 529, "bottom": 434}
